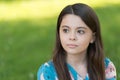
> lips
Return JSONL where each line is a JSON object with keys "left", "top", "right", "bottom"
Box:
{"left": 67, "top": 44, "right": 78, "bottom": 48}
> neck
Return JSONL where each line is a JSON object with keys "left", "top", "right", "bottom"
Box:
{"left": 66, "top": 51, "right": 88, "bottom": 79}
{"left": 66, "top": 51, "right": 87, "bottom": 66}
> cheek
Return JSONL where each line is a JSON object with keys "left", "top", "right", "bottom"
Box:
{"left": 59, "top": 32, "right": 67, "bottom": 44}
{"left": 78, "top": 35, "right": 91, "bottom": 45}
{"left": 60, "top": 37, "right": 68, "bottom": 45}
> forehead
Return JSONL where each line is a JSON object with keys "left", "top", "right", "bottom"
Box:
{"left": 60, "top": 14, "right": 88, "bottom": 29}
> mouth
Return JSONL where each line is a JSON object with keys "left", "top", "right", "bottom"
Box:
{"left": 67, "top": 44, "right": 78, "bottom": 48}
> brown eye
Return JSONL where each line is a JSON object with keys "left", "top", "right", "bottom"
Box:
{"left": 63, "top": 29, "right": 69, "bottom": 33}
{"left": 77, "top": 30, "right": 85, "bottom": 34}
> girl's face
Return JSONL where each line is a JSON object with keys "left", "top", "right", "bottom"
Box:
{"left": 59, "top": 14, "right": 95, "bottom": 55}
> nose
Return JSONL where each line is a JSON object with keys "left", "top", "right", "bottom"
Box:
{"left": 69, "top": 32, "right": 77, "bottom": 41}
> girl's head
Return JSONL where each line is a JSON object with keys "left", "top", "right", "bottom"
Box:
{"left": 53, "top": 3, "right": 105, "bottom": 80}
{"left": 57, "top": 3, "right": 102, "bottom": 50}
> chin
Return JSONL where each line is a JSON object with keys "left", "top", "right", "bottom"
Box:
{"left": 66, "top": 51, "right": 80, "bottom": 55}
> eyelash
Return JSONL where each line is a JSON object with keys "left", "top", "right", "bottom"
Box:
{"left": 62, "top": 29, "right": 85, "bottom": 34}
{"left": 77, "top": 30, "right": 85, "bottom": 34}
{"left": 63, "top": 29, "right": 69, "bottom": 33}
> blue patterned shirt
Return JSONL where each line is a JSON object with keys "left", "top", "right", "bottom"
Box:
{"left": 37, "top": 58, "right": 116, "bottom": 80}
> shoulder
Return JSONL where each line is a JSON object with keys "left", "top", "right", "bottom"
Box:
{"left": 104, "top": 58, "right": 117, "bottom": 80}
{"left": 37, "top": 61, "right": 58, "bottom": 80}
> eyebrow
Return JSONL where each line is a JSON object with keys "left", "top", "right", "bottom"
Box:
{"left": 61, "top": 25, "right": 87, "bottom": 29}
{"left": 61, "top": 25, "right": 69, "bottom": 28}
{"left": 77, "top": 27, "right": 87, "bottom": 29}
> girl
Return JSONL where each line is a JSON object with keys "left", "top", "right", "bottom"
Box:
{"left": 37, "top": 3, "right": 116, "bottom": 80}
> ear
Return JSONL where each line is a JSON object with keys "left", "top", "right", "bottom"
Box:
{"left": 90, "top": 32, "right": 96, "bottom": 44}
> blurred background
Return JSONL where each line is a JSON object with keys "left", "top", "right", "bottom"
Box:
{"left": 0, "top": 0, "right": 120, "bottom": 80}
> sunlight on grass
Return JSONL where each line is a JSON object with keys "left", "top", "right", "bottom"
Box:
{"left": 0, "top": 0, "right": 120, "bottom": 21}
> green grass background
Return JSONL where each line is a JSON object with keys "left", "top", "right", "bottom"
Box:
{"left": 0, "top": 0, "right": 120, "bottom": 80}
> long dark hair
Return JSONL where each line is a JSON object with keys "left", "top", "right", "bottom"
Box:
{"left": 53, "top": 3, "right": 105, "bottom": 80}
